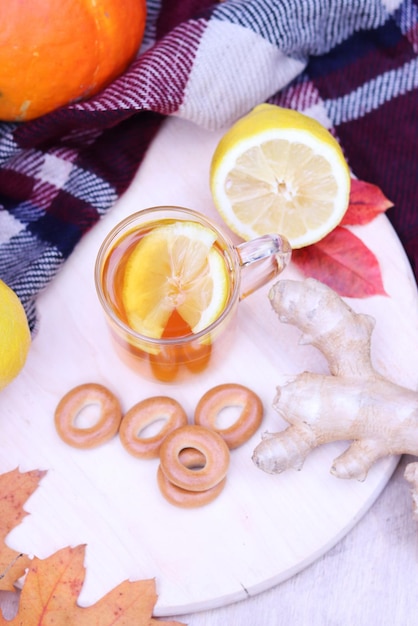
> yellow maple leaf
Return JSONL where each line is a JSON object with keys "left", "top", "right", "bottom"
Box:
{"left": 7, "top": 544, "right": 185, "bottom": 625}
{"left": 0, "top": 469, "right": 185, "bottom": 625}
{"left": 0, "top": 468, "right": 46, "bottom": 592}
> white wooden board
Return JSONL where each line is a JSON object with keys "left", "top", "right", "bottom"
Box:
{"left": 1, "top": 117, "right": 417, "bottom": 617}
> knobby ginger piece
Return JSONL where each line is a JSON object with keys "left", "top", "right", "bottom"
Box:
{"left": 252, "top": 278, "right": 418, "bottom": 518}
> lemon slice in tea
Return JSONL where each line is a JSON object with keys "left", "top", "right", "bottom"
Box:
{"left": 122, "top": 220, "right": 229, "bottom": 338}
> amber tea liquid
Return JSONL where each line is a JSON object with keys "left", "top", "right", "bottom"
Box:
{"left": 99, "top": 218, "right": 238, "bottom": 382}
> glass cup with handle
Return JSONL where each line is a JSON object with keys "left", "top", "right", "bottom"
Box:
{"left": 95, "top": 206, "right": 291, "bottom": 382}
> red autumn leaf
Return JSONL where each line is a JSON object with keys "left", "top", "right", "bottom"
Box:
{"left": 0, "top": 468, "right": 46, "bottom": 591}
{"left": 292, "top": 227, "right": 388, "bottom": 298}
{"left": 8, "top": 544, "right": 185, "bottom": 626}
{"left": 342, "top": 179, "right": 394, "bottom": 226}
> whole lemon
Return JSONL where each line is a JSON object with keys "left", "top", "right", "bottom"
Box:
{"left": 0, "top": 280, "right": 31, "bottom": 391}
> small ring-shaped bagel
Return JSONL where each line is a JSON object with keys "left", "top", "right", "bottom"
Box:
{"left": 194, "top": 383, "right": 263, "bottom": 449}
{"left": 157, "top": 465, "right": 226, "bottom": 508}
{"left": 159, "top": 424, "right": 230, "bottom": 491}
{"left": 119, "top": 396, "right": 188, "bottom": 459}
{"left": 54, "top": 383, "right": 122, "bottom": 449}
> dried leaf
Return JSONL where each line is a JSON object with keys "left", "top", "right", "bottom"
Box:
{"left": 342, "top": 179, "right": 393, "bottom": 226}
{"left": 0, "top": 468, "right": 46, "bottom": 591}
{"left": 0, "top": 470, "right": 184, "bottom": 624}
{"left": 293, "top": 227, "right": 388, "bottom": 298}
{"left": 8, "top": 544, "right": 185, "bottom": 626}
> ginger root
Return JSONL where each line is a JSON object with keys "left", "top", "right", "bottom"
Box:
{"left": 252, "top": 278, "right": 418, "bottom": 518}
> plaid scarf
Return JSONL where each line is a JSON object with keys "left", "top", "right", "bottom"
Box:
{"left": 0, "top": 0, "right": 417, "bottom": 332}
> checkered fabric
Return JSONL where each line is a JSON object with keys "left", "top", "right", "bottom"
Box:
{"left": 0, "top": 0, "right": 417, "bottom": 332}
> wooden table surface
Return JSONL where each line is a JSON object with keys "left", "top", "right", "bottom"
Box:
{"left": 1, "top": 116, "right": 417, "bottom": 625}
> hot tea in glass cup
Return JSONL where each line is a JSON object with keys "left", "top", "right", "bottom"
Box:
{"left": 95, "top": 206, "right": 291, "bottom": 382}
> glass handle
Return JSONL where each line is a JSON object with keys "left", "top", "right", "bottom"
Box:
{"left": 236, "top": 234, "right": 292, "bottom": 299}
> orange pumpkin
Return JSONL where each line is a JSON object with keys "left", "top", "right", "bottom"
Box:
{"left": 0, "top": 0, "right": 147, "bottom": 122}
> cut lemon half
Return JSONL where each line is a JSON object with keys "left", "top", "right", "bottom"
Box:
{"left": 122, "top": 221, "right": 229, "bottom": 339}
{"left": 210, "top": 104, "right": 351, "bottom": 249}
